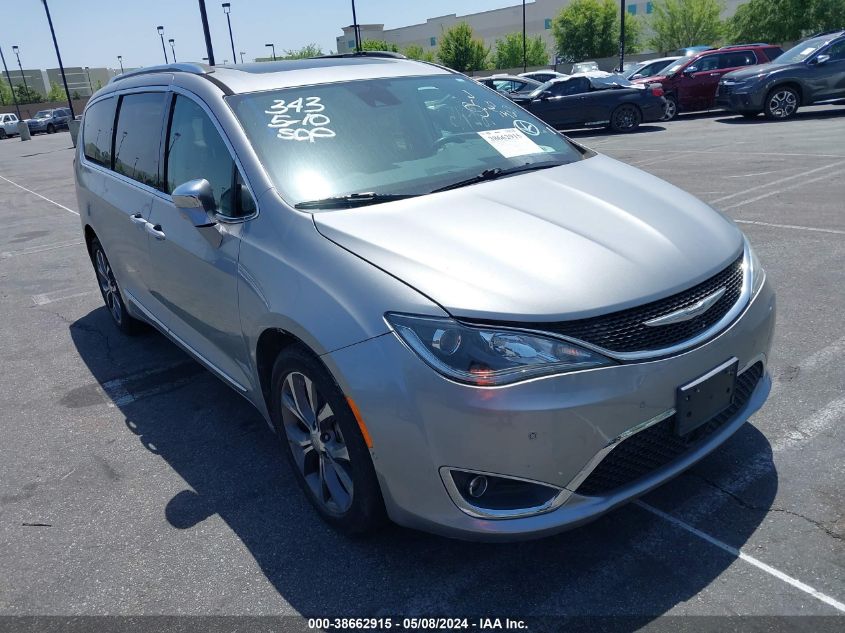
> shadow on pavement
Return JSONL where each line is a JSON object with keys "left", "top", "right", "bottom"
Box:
{"left": 70, "top": 306, "right": 777, "bottom": 622}
{"left": 715, "top": 106, "right": 845, "bottom": 125}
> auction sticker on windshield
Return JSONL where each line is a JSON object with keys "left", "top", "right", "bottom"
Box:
{"left": 477, "top": 128, "right": 544, "bottom": 158}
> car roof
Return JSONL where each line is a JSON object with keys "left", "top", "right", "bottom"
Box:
{"left": 104, "top": 55, "right": 451, "bottom": 97}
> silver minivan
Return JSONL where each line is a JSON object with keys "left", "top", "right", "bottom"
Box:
{"left": 75, "top": 55, "right": 775, "bottom": 540}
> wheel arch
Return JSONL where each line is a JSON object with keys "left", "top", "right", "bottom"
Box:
{"left": 769, "top": 81, "right": 803, "bottom": 105}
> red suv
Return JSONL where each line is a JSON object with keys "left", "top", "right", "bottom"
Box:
{"left": 633, "top": 44, "right": 784, "bottom": 120}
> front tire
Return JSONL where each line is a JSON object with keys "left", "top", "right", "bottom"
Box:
{"left": 661, "top": 95, "right": 678, "bottom": 121}
{"left": 0, "top": 129, "right": 6, "bottom": 140}
{"left": 764, "top": 87, "right": 799, "bottom": 120}
{"left": 610, "top": 104, "right": 642, "bottom": 132}
{"left": 47, "top": 123, "right": 56, "bottom": 134}
{"left": 90, "top": 238, "right": 145, "bottom": 335}
{"left": 270, "top": 345, "right": 385, "bottom": 535}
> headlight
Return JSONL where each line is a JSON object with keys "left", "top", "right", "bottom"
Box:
{"left": 386, "top": 313, "right": 614, "bottom": 386}
{"left": 744, "top": 237, "right": 765, "bottom": 297}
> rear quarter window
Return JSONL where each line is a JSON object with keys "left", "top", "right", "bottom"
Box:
{"left": 82, "top": 97, "right": 117, "bottom": 167}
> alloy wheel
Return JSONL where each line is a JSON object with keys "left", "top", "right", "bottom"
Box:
{"left": 281, "top": 371, "right": 354, "bottom": 514}
{"left": 613, "top": 105, "right": 640, "bottom": 131}
{"left": 661, "top": 98, "right": 677, "bottom": 121}
{"left": 95, "top": 248, "right": 123, "bottom": 325}
{"left": 767, "top": 90, "right": 798, "bottom": 119}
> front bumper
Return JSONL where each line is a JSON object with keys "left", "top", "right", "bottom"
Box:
{"left": 715, "top": 88, "right": 765, "bottom": 113}
{"left": 326, "top": 279, "right": 776, "bottom": 541}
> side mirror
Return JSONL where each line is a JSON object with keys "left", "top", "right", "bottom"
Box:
{"left": 812, "top": 54, "right": 831, "bottom": 66}
{"left": 631, "top": 73, "right": 643, "bottom": 80}
{"left": 172, "top": 179, "right": 217, "bottom": 227}
{"left": 683, "top": 66, "right": 697, "bottom": 75}
{"left": 539, "top": 90, "right": 553, "bottom": 100}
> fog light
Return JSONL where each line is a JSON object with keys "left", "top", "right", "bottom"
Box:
{"left": 467, "top": 475, "right": 488, "bottom": 498}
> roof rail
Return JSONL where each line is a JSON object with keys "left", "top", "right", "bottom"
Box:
{"left": 805, "top": 27, "right": 845, "bottom": 38}
{"left": 719, "top": 43, "right": 770, "bottom": 49}
{"left": 316, "top": 51, "right": 407, "bottom": 60}
{"left": 110, "top": 63, "right": 213, "bottom": 84}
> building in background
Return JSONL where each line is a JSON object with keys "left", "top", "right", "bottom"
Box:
{"left": 45, "top": 67, "right": 116, "bottom": 98}
{"left": 4, "top": 68, "right": 49, "bottom": 96}
{"left": 336, "top": 0, "right": 748, "bottom": 56}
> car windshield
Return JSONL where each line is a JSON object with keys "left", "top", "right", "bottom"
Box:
{"left": 34, "top": 110, "right": 52, "bottom": 118}
{"left": 773, "top": 36, "right": 829, "bottom": 64}
{"left": 662, "top": 60, "right": 687, "bottom": 75}
{"left": 228, "top": 74, "right": 584, "bottom": 208}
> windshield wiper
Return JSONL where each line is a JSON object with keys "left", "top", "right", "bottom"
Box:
{"left": 430, "top": 162, "right": 563, "bottom": 194}
{"left": 294, "top": 192, "right": 419, "bottom": 210}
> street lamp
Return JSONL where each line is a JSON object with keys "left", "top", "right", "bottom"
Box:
{"left": 0, "top": 46, "right": 22, "bottom": 119}
{"left": 84, "top": 66, "right": 92, "bottom": 93}
{"left": 351, "top": 0, "right": 361, "bottom": 53}
{"left": 197, "top": 0, "right": 216, "bottom": 66}
{"left": 117, "top": 55, "right": 124, "bottom": 74}
{"left": 618, "top": 0, "right": 626, "bottom": 73}
{"left": 157, "top": 26, "right": 169, "bottom": 64}
{"left": 169, "top": 38, "right": 177, "bottom": 62}
{"left": 222, "top": 3, "right": 237, "bottom": 64}
{"left": 265, "top": 43, "right": 276, "bottom": 61}
{"left": 11, "top": 46, "right": 29, "bottom": 96}
{"left": 522, "top": 0, "right": 527, "bottom": 73}
{"left": 239, "top": 51, "right": 245, "bottom": 64}
{"left": 41, "top": 0, "right": 74, "bottom": 117}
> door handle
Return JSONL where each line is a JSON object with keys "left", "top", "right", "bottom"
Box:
{"left": 130, "top": 213, "right": 147, "bottom": 225}
{"left": 709, "top": 73, "right": 720, "bottom": 76}
{"left": 145, "top": 223, "right": 166, "bottom": 240}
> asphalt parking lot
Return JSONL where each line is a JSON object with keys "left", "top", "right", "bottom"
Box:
{"left": 1, "top": 105, "right": 843, "bottom": 626}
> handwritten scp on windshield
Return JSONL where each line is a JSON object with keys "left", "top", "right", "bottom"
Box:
{"left": 265, "top": 96, "right": 336, "bottom": 142}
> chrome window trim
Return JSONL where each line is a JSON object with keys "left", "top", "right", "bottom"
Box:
{"left": 457, "top": 244, "right": 752, "bottom": 363}
{"left": 439, "top": 466, "right": 569, "bottom": 520}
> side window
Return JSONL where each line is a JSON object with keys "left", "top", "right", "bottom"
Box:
{"left": 695, "top": 55, "right": 720, "bottom": 72}
{"left": 82, "top": 97, "right": 117, "bottom": 167}
{"left": 114, "top": 92, "right": 166, "bottom": 188}
{"left": 721, "top": 51, "right": 756, "bottom": 68}
{"left": 165, "top": 94, "right": 253, "bottom": 218}
{"left": 825, "top": 40, "right": 845, "bottom": 61}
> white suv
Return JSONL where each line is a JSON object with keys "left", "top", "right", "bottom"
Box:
{"left": 0, "top": 112, "right": 20, "bottom": 138}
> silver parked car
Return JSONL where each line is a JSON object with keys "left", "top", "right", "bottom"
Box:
{"left": 75, "top": 55, "right": 775, "bottom": 541}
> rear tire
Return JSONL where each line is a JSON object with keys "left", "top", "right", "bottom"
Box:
{"left": 270, "top": 345, "right": 386, "bottom": 535}
{"left": 0, "top": 129, "right": 6, "bottom": 139}
{"left": 89, "top": 238, "right": 145, "bottom": 335}
{"left": 660, "top": 95, "right": 678, "bottom": 121}
{"left": 610, "top": 104, "right": 642, "bottom": 132}
{"left": 764, "top": 86, "right": 799, "bottom": 120}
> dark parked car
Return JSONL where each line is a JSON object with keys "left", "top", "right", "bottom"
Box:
{"left": 477, "top": 74, "right": 542, "bottom": 96}
{"left": 633, "top": 44, "right": 784, "bottom": 120}
{"left": 25, "top": 108, "right": 72, "bottom": 134}
{"left": 716, "top": 30, "right": 845, "bottom": 120}
{"left": 511, "top": 73, "right": 666, "bottom": 132}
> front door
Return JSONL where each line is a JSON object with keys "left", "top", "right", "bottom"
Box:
{"left": 146, "top": 92, "right": 254, "bottom": 391}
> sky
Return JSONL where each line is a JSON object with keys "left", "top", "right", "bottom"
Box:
{"left": 3, "top": 0, "right": 528, "bottom": 71}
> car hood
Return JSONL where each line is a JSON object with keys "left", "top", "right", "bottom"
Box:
{"left": 313, "top": 154, "right": 742, "bottom": 322}
{"left": 724, "top": 63, "right": 782, "bottom": 80}
{"left": 633, "top": 74, "right": 668, "bottom": 84}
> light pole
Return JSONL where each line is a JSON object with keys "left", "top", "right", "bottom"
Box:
{"left": 11, "top": 46, "right": 29, "bottom": 97}
{"left": 522, "top": 0, "right": 527, "bottom": 73}
{"left": 84, "top": 66, "right": 92, "bottom": 93}
{"left": 117, "top": 55, "right": 124, "bottom": 74}
{"left": 618, "top": 0, "right": 626, "bottom": 73}
{"left": 169, "top": 38, "right": 177, "bottom": 62}
{"left": 351, "top": 0, "right": 361, "bottom": 53}
{"left": 0, "top": 46, "right": 22, "bottom": 119}
{"left": 222, "top": 3, "right": 237, "bottom": 63}
{"left": 41, "top": 0, "right": 74, "bottom": 117}
{"left": 239, "top": 51, "right": 245, "bottom": 63}
{"left": 265, "top": 43, "right": 276, "bottom": 61}
{"left": 157, "top": 26, "right": 169, "bottom": 63}
{"left": 197, "top": 0, "right": 216, "bottom": 66}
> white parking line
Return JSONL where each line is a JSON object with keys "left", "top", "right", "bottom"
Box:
{"left": 0, "top": 174, "right": 79, "bottom": 216}
{"left": 711, "top": 160, "right": 845, "bottom": 204}
{"left": 733, "top": 219, "right": 845, "bottom": 236}
{"left": 771, "top": 396, "right": 845, "bottom": 453}
{"left": 721, "top": 171, "right": 842, "bottom": 210}
{"left": 595, "top": 147, "right": 845, "bottom": 159}
{"left": 31, "top": 288, "right": 96, "bottom": 305}
{"left": 1, "top": 240, "right": 83, "bottom": 259}
{"left": 100, "top": 362, "right": 202, "bottom": 407}
{"left": 800, "top": 336, "right": 845, "bottom": 371}
{"left": 635, "top": 500, "right": 845, "bottom": 614}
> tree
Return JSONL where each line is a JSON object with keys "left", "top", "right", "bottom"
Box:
{"left": 649, "top": 0, "right": 725, "bottom": 53}
{"left": 0, "top": 80, "right": 12, "bottom": 106}
{"left": 403, "top": 44, "right": 436, "bottom": 62}
{"left": 729, "top": 0, "right": 845, "bottom": 43}
{"left": 437, "top": 22, "right": 489, "bottom": 72}
{"left": 14, "top": 84, "right": 44, "bottom": 105}
{"left": 361, "top": 39, "right": 400, "bottom": 52}
{"left": 281, "top": 43, "right": 324, "bottom": 59}
{"left": 492, "top": 32, "right": 549, "bottom": 69}
{"left": 47, "top": 82, "right": 66, "bottom": 101}
{"left": 552, "top": 0, "right": 640, "bottom": 63}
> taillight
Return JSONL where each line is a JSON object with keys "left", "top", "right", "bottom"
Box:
{"left": 651, "top": 86, "right": 664, "bottom": 97}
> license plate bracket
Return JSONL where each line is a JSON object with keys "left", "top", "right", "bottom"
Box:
{"left": 675, "top": 358, "right": 738, "bottom": 436}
